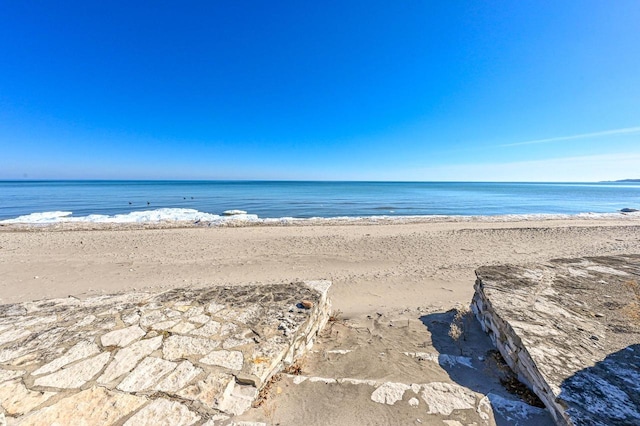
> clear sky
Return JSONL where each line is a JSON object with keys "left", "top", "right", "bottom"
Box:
{"left": 1, "top": 1, "right": 639, "bottom": 181}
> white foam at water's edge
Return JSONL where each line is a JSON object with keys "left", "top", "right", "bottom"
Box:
{"left": 1, "top": 208, "right": 640, "bottom": 225}
{"left": 0, "top": 208, "right": 255, "bottom": 224}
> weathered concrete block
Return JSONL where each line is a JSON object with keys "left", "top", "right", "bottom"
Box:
{"left": 473, "top": 255, "right": 640, "bottom": 426}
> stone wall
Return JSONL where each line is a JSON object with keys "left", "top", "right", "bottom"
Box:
{"left": 0, "top": 280, "right": 332, "bottom": 425}
{"left": 472, "top": 255, "right": 640, "bottom": 426}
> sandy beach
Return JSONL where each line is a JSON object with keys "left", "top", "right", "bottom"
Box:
{"left": 1, "top": 217, "right": 640, "bottom": 425}
{"left": 2, "top": 217, "right": 639, "bottom": 314}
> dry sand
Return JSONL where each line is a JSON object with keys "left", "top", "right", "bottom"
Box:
{"left": 1, "top": 218, "right": 639, "bottom": 315}
{"left": 1, "top": 217, "right": 639, "bottom": 425}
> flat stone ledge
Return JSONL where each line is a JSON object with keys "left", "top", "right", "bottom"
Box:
{"left": 0, "top": 280, "right": 331, "bottom": 424}
{"left": 472, "top": 255, "right": 640, "bottom": 426}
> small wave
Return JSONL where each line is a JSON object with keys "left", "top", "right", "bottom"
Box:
{"left": 1, "top": 208, "right": 639, "bottom": 225}
{"left": 0, "top": 208, "right": 256, "bottom": 224}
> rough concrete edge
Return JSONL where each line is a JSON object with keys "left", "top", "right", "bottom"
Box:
{"left": 471, "top": 271, "right": 571, "bottom": 426}
{"left": 235, "top": 280, "right": 332, "bottom": 412}
{"left": 221, "top": 280, "right": 333, "bottom": 417}
{"left": 2, "top": 281, "right": 334, "bottom": 423}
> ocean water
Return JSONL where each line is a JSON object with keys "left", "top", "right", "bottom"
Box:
{"left": 0, "top": 180, "right": 639, "bottom": 224}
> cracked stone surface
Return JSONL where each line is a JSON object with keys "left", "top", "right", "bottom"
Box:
{"left": 116, "top": 356, "right": 177, "bottom": 392}
{"left": 0, "top": 379, "right": 54, "bottom": 416}
{"left": 473, "top": 254, "right": 640, "bottom": 426}
{"left": 32, "top": 340, "right": 100, "bottom": 376}
{"left": 33, "top": 352, "right": 111, "bottom": 389}
{"left": 16, "top": 386, "right": 145, "bottom": 426}
{"left": 200, "top": 350, "right": 244, "bottom": 371}
{"left": 100, "top": 325, "right": 146, "bottom": 347}
{"left": 98, "top": 335, "right": 163, "bottom": 384}
{"left": 122, "top": 398, "right": 200, "bottom": 426}
{"left": 0, "top": 280, "right": 331, "bottom": 424}
{"left": 259, "top": 305, "right": 553, "bottom": 426}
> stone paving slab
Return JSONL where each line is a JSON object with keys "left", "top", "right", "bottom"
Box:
{"left": 472, "top": 255, "right": 640, "bottom": 425}
{"left": 245, "top": 309, "right": 553, "bottom": 425}
{"left": 0, "top": 280, "right": 331, "bottom": 425}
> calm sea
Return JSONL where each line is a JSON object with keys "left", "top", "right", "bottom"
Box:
{"left": 1, "top": 180, "right": 639, "bottom": 223}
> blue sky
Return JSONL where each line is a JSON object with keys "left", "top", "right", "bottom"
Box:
{"left": 1, "top": 1, "right": 639, "bottom": 181}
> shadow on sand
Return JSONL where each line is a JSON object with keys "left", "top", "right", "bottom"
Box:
{"left": 420, "top": 309, "right": 551, "bottom": 426}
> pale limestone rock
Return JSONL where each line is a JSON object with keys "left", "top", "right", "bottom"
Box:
{"left": 16, "top": 386, "right": 145, "bottom": 426}
{"left": 155, "top": 360, "right": 203, "bottom": 393}
{"left": 337, "top": 377, "right": 378, "bottom": 386}
{"left": 222, "top": 337, "right": 253, "bottom": 349}
{"left": 215, "top": 381, "right": 258, "bottom": 416}
{"left": 170, "top": 322, "right": 197, "bottom": 334}
{"left": 7, "top": 352, "right": 39, "bottom": 368}
{"left": 0, "top": 280, "right": 332, "bottom": 423}
{"left": 177, "top": 372, "right": 234, "bottom": 406}
{"left": 308, "top": 377, "right": 337, "bottom": 384}
{"left": 98, "top": 336, "right": 163, "bottom": 384}
{"left": 292, "top": 375, "right": 307, "bottom": 384}
{"left": 98, "top": 305, "right": 123, "bottom": 316}
{"left": 305, "top": 280, "right": 332, "bottom": 294}
{"left": 70, "top": 314, "right": 96, "bottom": 329}
{"left": 223, "top": 306, "right": 260, "bottom": 324}
{"left": 34, "top": 352, "right": 110, "bottom": 389}
{"left": 409, "top": 397, "right": 420, "bottom": 407}
{"left": 101, "top": 325, "right": 145, "bottom": 347}
{"left": 152, "top": 319, "right": 180, "bottom": 330}
{"left": 419, "top": 382, "right": 476, "bottom": 415}
{"left": 586, "top": 265, "right": 629, "bottom": 276}
{"left": 207, "top": 302, "right": 225, "bottom": 314}
{"left": 0, "top": 412, "right": 5, "bottom": 426}
{"left": 200, "top": 414, "right": 230, "bottom": 425}
{"left": 189, "top": 314, "right": 210, "bottom": 324}
{"left": 219, "top": 322, "right": 238, "bottom": 337}
{"left": 0, "top": 369, "right": 24, "bottom": 383}
{"left": 229, "top": 422, "right": 267, "bottom": 426}
{"left": 163, "top": 335, "right": 220, "bottom": 361}
{"left": 200, "top": 350, "right": 244, "bottom": 371}
{"left": 0, "top": 328, "right": 31, "bottom": 346}
{"left": 123, "top": 398, "right": 200, "bottom": 426}
{"left": 164, "top": 308, "right": 181, "bottom": 318}
{"left": 117, "top": 357, "right": 177, "bottom": 392}
{"left": 32, "top": 340, "right": 100, "bottom": 376}
{"left": 16, "top": 327, "right": 66, "bottom": 361}
{"left": 0, "top": 379, "right": 55, "bottom": 416}
{"left": 122, "top": 312, "right": 141, "bottom": 325}
{"left": 0, "top": 304, "right": 26, "bottom": 317}
{"left": 174, "top": 303, "right": 193, "bottom": 312}
{"left": 96, "top": 318, "right": 117, "bottom": 330}
{"left": 190, "top": 320, "right": 221, "bottom": 337}
{"left": 474, "top": 258, "right": 640, "bottom": 426}
{"left": 326, "top": 349, "right": 352, "bottom": 355}
{"left": 139, "top": 310, "right": 166, "bottom": 328}
{"left": 18, "top": 315, "right": 58, "bottom": 328}
{"left": 184, "top": 306, "right": 205, "bottom": 318}
{"left": 476, "top": 395, "right": 493, "bottom": 421}
{"left": 371, "top": 382, "right": 410, "bottom": 405}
